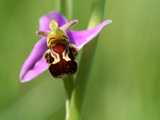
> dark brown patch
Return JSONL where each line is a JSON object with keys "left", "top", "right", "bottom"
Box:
{"left": 49, "top": 59, "right": 77, "bottom": 78}
{"left": 68, "top": 46, "right": 78, "bottom": 60}
{"left": 45, "top": 51, "right": 54, "bottom": 64}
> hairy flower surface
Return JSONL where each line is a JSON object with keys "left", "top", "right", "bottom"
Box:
{"left": 20, "top": 11, "right": 112, "bottom": 83}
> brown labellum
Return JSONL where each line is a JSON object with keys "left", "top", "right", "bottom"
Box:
{"left": 44, "top": 42, "right": 78, "bottom": 78}
{"left": 49, "top": 59, "right": 77, "bottom": 78}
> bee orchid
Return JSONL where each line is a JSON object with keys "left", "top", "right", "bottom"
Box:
{"left": 20, "top": 11, "right": 112, "bottom": 83}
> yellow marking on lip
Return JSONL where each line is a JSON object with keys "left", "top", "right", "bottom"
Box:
{"left": 62, "top": 51, "right": 71, "bottom": 62}
{"left": 50, "top": 50, "right": 60, "bottom": 64}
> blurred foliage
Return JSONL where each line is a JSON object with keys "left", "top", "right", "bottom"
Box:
{"left": 0, "top": 0, "right": 160, "bottom": 120}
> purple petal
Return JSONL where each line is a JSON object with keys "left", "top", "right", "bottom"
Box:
{"left": 39, "top": 11, "right": 67, "bottom": 32}
{"left": 20, "top": 37, "right": 48, "bottom": 82}
{"left": 68, "top": 20, "right": 112, "bottom": 50}
{"left": 20, "top": 57, "right": 48, "bottom": 83}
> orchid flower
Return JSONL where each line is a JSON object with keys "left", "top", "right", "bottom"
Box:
{"left": 19, "top": 11, "right": 112, "bottom": 83}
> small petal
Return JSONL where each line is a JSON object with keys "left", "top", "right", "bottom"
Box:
{"left": 20, "top": 37, "right": 48, "bottom": 82}
{"left": 68, "top": 20, "right": 112, "bottom": 50}
{"left": 60, "top": 19, "right": 78, "bottom": 31}
{"left": 39, "top": 11, "right": 67, "bottom": 32}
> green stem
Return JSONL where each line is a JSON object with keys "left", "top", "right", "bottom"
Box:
{"left": 88, "top": 0, "right": 106, "bottom": 28}
{"left": 60, "top": 0, "right": 73, "bottom": 19}
{"left": 63, "top": 76, "right": 74, "bottom": 120}
{"left": 63, "top": 76, "right": 74, "bottom": 100}
{"left": 68, "top": 0, "right": 106, "bottom": 120}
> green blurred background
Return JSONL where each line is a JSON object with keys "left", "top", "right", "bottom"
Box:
{"left": 0, "top": 0, "right": 160, "bottom": 120}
